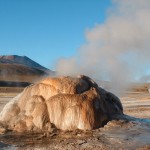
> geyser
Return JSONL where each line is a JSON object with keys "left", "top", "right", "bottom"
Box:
{"left": 0, "top": 75, "right": 123, "bottom": 133}
{"left": 56, "top": 0, "right": 150, "bottom": 95}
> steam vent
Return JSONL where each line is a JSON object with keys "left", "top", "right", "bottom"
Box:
{"left": 0, "top": 75, "right": 123, "bottom": 133}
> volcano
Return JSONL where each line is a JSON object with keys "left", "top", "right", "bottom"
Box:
{"left": 0, "top": 55, "right": 49, "bottom": 72}
{"left": 0, "top": 55, "right": 54, "bottom": 86}
{"left": 0, "top": 75, "right": 123, "bottom": 133}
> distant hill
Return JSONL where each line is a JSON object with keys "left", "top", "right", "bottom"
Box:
{"left": 0, "top": 55, "right": 52, "bottom": 72}
{"left": 0, "top": 55, "right": 54, "bottom": 86}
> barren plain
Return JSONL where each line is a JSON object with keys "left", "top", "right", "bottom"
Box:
{"left": 0, "top": 85, "right": 150, "bottom": 150}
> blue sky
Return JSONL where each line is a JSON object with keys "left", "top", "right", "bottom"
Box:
{"left": 0, "top": 0, "right": 112, "bottom": 69}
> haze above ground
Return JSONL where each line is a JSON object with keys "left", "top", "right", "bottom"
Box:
{"left": 0, "top": 0, "right": 111, "bottom": 69}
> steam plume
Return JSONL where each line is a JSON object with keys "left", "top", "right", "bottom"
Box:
{"left": 56, "top": 0, "right": 150, "bottom": 95}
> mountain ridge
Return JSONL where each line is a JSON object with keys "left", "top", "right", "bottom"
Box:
{"left": 0, "top": 55, "right": 54, "bottom": 84}
{"left": 0, "top": 55, "right": 52, "bottom": 73}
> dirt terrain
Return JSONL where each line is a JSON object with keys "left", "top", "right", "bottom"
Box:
{"left": 0, "top": 87, "right": 150, "bottom": 149}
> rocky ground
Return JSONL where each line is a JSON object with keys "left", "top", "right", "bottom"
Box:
{"left": 0, "top": 92, "right": 150, "bottom": 150}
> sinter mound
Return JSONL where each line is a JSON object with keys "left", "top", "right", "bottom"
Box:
{"left": 0, "top": 75, "right": 123, "bottom": 133}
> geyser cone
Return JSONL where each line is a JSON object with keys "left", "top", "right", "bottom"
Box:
{"left": 0, "top": 75, "right": 123, "bottom": 133}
